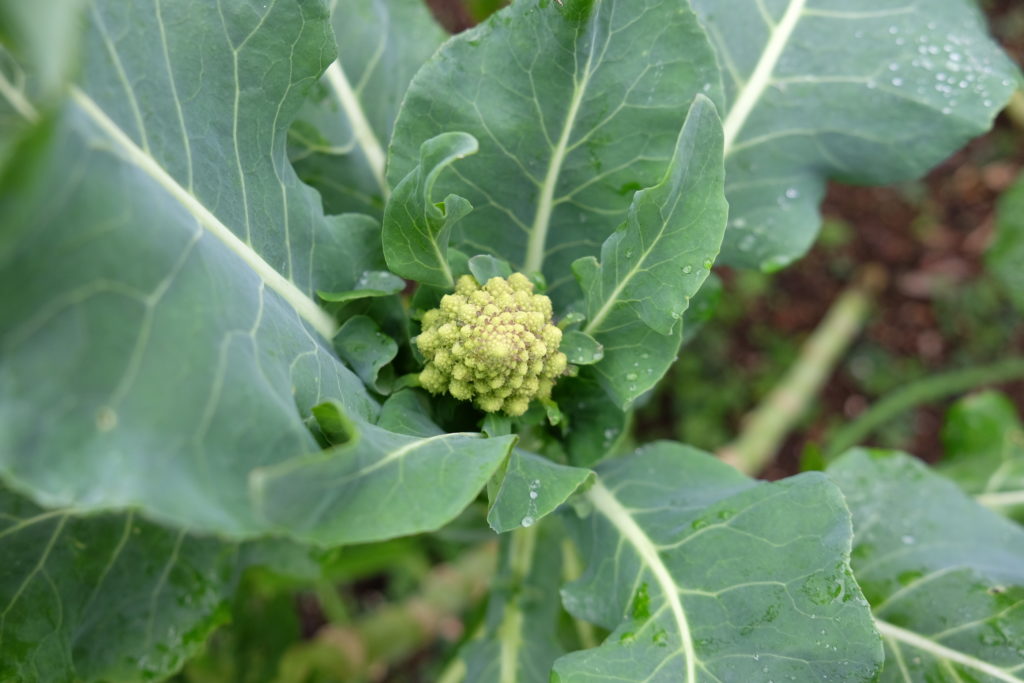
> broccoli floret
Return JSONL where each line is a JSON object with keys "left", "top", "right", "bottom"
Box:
{"left": 416, "top": 273, "right": 568, "bottom": 416}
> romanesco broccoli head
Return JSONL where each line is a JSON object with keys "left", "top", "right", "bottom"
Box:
{"left": 416, "top": 273, "right": 568, "bottom": 416}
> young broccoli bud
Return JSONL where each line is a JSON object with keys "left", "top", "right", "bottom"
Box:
{"left": 416, "top": 273, "right": 568, "bottom": 416}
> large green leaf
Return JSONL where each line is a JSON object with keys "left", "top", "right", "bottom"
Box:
{"left": 691, "top": 0, "right": 1018, "bottom": 271}
{"left": 941, "top": 391, "right": 1024, "bottom": 522}
{"left": 575, "top": 95, "right": 726, "bottom": 407}
{"left": 0, "top": 486, "right": 319, "bottom": 682}
{"left": 253, "top": 401, "right": 515, "bottom": 545}
{"left": 290, "top": 0, "right": 448, "bottom": 217}
{"left": 461, "top": 524, "right": 568, "bottom": 682}
{"left": 553, "top": 442, "right": 882, "bottom": 681}
{"left": 0, "top": 0, "right": 503, "bottom": 544}
{"left": 387, "top": 0, "right": 723, "bottom": 304}
{"left": 989, "top": 173, "right": 1024, "bottom": 313}
{"left": 830, "top": 449, "right": 1024, "bottom": 683}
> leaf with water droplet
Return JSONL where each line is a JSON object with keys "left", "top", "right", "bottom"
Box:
{"left": 487, "top": 449, "right": 594, "bottom": 533}
{"left": 561, "top": 330, "right": 604, "bottom": 365}
{"left": 691, "top": 0, "right": 1017, "bottom": 271}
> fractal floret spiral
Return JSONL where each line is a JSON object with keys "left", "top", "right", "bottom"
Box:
{"left": 416, "top": 273, "right": 568, "bottom": 416}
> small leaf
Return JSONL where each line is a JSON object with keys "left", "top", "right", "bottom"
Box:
{"left": 561, "top": 330, "right": 604, "bottom": 365}
{"left": 377, "top": 389, "right": 443, "bottom": 438}
{"left": 468, "top": 253, "right": 513, "bottom": 284}
{"left": 829, "top": 449, "right": 1024, "bottom": 683}
{"left": 317, "top": 270, "right": 406, "bottom": 303}
{"left": 482, "top": 412, "right": 513, "bottom": 438}
{"left": 554, "top": 442, "right": 882, "bottom": 682}
{"left": 487, "top": 450, "right": 594, "bottom": 533}
{"left": 333, "top": 315, "right": 398, "bottom": 394}
{"left": 382, "top": 131, "right": 478, "bottom": 287}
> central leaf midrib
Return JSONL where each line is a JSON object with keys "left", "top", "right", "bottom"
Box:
{"left": 70, "top": 88, "right": 338, "bottom": 340}
{"left": 721, "top": 0, "right": 807, "bottom": 155}
{"left": 588, "top": 481, "right": 698, "bottom": 681}
{"left": 522, "top": 21, "right": 600, "bottom": 275}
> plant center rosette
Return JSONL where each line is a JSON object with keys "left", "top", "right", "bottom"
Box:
{"left": 416, "top": 273, "right": 568, "bottom": 416}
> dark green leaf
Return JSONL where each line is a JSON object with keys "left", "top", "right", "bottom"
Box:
{"left": 0, "top": 487, "right": 317, "bottom": 682}
{"left": 317, "top": 270, "right": 406, "bottom": 303}
{"left": 575, "top": 96, "right": 725, "bottom": 406}
{"left": 468, "top": 254, "right": 514, "bottom": 284}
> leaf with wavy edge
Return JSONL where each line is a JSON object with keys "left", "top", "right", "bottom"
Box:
{"left": 573, "top": 94, "right": 725, "bottom": 407}
{"left": 553, "top": 442, "right": 882, "bottom": 682}
{"left": 691, "top": 0, "right": 1018, "bottom": 271}
{"left": 388, "top": 0, "right": 723, "bottom": 304}
{"left": 830, "top": 449, "right": 1024, "bottom": 683}
{"left": 383, "top": 131, "right": 478, "bottom": 287}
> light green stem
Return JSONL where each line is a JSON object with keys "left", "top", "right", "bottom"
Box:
{"left": 719, "top": 268, "right": 883, "bottom": 475}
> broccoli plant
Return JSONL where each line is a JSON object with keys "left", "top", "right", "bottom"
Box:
{"left": 0, "top": 0, "right": 1021, "bottom": 681}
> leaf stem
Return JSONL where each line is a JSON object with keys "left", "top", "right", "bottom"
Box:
{"left": 561, "top": 538, "right": 598, "bottom": 649}
{"left": 324, "top": 61, "right": 389, "bottom": 200}
{"left": 719, "top": 267, "right": 883, "bottom": 475}
{"left": 824, "top": 357, "right": 1024, "bottom": 460}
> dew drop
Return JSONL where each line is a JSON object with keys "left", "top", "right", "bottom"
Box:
{"left": 682, "top": 265, "right": 693, "bottom": 274}
{"left": 521, "top": 516, "right": 535, "bottom": 528}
